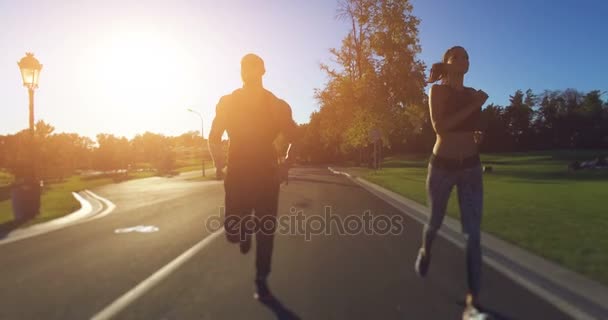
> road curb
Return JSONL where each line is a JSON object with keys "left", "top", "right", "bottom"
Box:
{"left": 328, "top": 166, "right": 608, "bottom": 320}
{"left": 0, "top": 190, "right": 114, "bottom": 245}
{"left": 82, "top": 190, "right": 117, "bottom": 222}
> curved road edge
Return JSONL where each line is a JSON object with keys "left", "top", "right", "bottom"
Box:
{"left": 0, "top": 190, "right": 116, "bottom": 246}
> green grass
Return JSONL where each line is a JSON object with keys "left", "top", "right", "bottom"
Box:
{"left": 0, "top": 171, "right": 155, "bottom": 226}
{"left": 175, "top": 164, "right": 215, "bottom": 173}
{"left": 0, "top": 170, "right": 13, "bottom": 186}
{"left": 175, "top": 157, "right": 213, "bottom": 171}
{"left": 347, "top": 150, "right": 608, "bottom": 285}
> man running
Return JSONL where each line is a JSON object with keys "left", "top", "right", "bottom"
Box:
{"left": 208, "top": 53, "right": 298, "bottom": 301}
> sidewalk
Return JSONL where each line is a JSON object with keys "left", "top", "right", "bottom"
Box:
{"left": 328, "top": 166, "right": 608, "bottom": 320}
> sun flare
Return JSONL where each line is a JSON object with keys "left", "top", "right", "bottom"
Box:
{"left": 82, "top": 28, "right": 197, "bottom": 109}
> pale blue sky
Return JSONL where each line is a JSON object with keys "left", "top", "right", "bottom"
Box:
{"left": 1, "top": 0, "right": 606, "bottom": 139}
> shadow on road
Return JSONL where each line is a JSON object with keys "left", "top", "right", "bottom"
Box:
{"left": 258, "top": 296, "right": 302, "bottom": 320}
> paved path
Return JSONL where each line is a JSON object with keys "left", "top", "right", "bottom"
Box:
{"left": 0, "top": 167, "right": 572, "bottom": 319}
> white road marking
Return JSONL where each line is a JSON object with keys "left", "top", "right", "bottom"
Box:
{"left": 114, "top": 225, "right": 160, "bottom": 234}
{"left": 327, "top": 166, "right": 352, "bottom": 178}
{"left": 90, "top": 229, "right": 225, "bottom": 320}
{"left": 84, "top": 190, "right": 117, "bottom": 221}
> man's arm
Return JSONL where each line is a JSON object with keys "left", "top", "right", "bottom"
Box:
{"left": 279, "top": 100, "right": 299, "bottom": 164}
{"left": 208, "top": 97, "right": 229, "bottom": 177}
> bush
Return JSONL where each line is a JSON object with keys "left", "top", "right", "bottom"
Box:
{"left": 0, "top": 185, "right": 11, "bottom": 201}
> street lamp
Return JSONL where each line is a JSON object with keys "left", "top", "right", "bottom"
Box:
{"left": 18, "top": 52, "right": 43, "bottom": 133}
{"left": 187, "top": 108, "right": 205, "bottom": 177}
{"left": 13, "top": 52, "right": 43, "bottom": 220}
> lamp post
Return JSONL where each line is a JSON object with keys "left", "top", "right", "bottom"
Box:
{"left": 13, "top": 52, "right": 43, "bottom": 220}
{"left": 18, "top": 53, "right": 42, "bottom": 133}
{"left": 187, "top": 108, "right": 205, "bottom": 177}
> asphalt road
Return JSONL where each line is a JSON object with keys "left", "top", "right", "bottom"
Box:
{"left": 0, "top": 167, "right": 572, "bottom": 319}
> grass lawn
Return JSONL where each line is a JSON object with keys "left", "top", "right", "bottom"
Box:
{"left": 348, "top": 150, "right": 608, "bottom": 285}
{"left": 175, "top": 163, "right": 216, "bottom": 174}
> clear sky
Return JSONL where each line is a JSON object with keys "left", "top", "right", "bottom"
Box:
{"left": 1, "top": 0, "right": 606, "bottom": 139}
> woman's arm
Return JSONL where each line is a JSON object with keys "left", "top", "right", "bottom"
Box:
{"left": 429, "top": 85, "right": 487, "bottom": 134}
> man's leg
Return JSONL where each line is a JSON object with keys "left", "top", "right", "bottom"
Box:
{"left": 224, "top": 206, "right": 250, "bottom": 244}
{"left": 223, "top": 178, "right": 253, "bottom": 244}
{"left": 255, "top": 214, "right": 277, "bottom": 279}
{"left": 252, "top": 181, "right": 280, "bottom": 300}
{"left": 254, "top": 182, "right": 280, "bottom": 279}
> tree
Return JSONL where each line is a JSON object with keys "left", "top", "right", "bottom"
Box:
{"left": 579, "top": 90, "right": 605, "bottom": 148}
{"left": 503, "top": 89, "right": 535, "bottom": 150}
{"left": 94, "top": 134, "right": 131, "bottom": 172}
{"left": 38, "top": 133, "right": 95, "bottom": 181}
{"left": 2, "top": 130, "right": 32, "bottom": 178}
{"left": 34, "top": 120, "right": 55, "bottom": 140}
{"left": 131, "top": 132, "right": 176, "bottom": 174}
{"left": 309, "top": 0, "right": 426, "bottom": 162}
{"left": 479, "top": 104, "right": 510, "bottom": 152}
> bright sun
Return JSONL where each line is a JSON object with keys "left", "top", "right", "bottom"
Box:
{"left": 84, "top": 28, "right": 196, "bottom": 109}
{"left": 72, "top": 25, "right": 235, "bottom": 136}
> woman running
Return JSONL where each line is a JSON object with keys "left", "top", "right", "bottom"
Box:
{"left": 415, "top": 46, "right": 488, "bottom": 319}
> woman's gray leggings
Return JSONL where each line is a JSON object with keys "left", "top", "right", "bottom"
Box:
{"left": 424, "top": 162, "right": 483, "bottom": 297}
